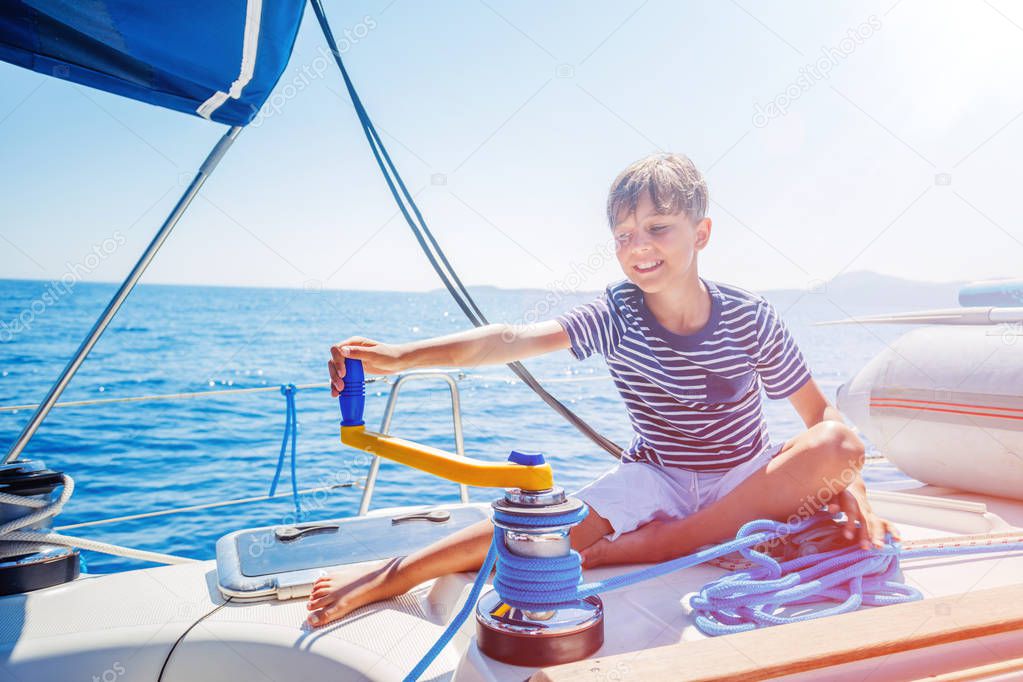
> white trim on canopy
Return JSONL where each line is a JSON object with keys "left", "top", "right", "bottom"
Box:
{"left": 197, "top": 0, "right": 264, "bottom": 120}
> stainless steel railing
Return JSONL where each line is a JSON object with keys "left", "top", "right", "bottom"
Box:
{"left": 357, "top": 370, "right": 470, "bottom": 515}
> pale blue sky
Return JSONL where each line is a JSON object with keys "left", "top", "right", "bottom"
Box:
{"left": 1, "top": 0, "right": 1022, "bottom": 293}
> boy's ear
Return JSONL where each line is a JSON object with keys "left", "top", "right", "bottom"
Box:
{"left": 695, "top": 217, "right": 712, "bottom": 250}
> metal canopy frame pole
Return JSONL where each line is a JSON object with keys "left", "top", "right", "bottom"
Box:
{"left": 3, "top": 126, "right": 243, "bottom": 464}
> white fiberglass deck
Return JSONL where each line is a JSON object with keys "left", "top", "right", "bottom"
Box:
{"left": 3, "top": 475, "right": 1023, "bottom": 682}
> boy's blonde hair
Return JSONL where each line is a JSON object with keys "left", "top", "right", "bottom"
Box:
{"left": 606, "top": 153, "right": 708, "bottom": 227}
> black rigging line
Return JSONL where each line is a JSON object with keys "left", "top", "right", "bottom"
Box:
{"left": 310, "top": 0, "right": 622, "bottom": 459}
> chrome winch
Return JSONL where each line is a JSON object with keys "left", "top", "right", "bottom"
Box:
{"left": 0, "top": 459, "right": 79, "bottom": 595}
{"left": 476, "top": 474, "right": 604, "bottom": 667}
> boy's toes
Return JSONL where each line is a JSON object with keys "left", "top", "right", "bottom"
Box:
{"left": 307, "top": 593, "right": 336, "bottom": 611}
{"left": 307, "top": 603, "right": 345, "bottom": 627}
{"left": 309, "top": 584, "right": 332, "bottom": 599}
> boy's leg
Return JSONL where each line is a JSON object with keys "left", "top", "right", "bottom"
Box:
{"left": 680, "top": 421, "right": 865, "bottom": 548}
{"left": 580, "top": 421, "right": 867, "bottom": 567}
{"left": 307, "top": 505, "right": 613, "bottom": 627}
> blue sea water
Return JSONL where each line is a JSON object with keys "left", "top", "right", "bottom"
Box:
{"left": 0, "top": 278, "right": 917, "bottom": 573}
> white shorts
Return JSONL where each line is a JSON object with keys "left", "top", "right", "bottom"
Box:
{"left": 573, "top": 442, "right": 786, "bottom": 541}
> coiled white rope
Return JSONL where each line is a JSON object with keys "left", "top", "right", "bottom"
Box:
{"left": 0, "top": 474, "right": 197, "bottom": 565}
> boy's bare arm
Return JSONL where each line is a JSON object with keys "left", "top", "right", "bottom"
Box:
{"left": 786, "top": 379, "right": 843, "bottom": 428}
{"left": 328, "top": 320, "right": 570, "bottom": 396}
{"left": 405, "top": 320, "right": 571, "bottom": 368}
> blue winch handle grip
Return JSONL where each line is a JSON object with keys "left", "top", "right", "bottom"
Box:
{"left": 338, "top": 358, "right": 366, "bottom": 426}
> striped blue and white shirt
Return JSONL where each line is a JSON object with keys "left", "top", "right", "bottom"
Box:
{"left": 556, "top": 279, "right": 811, "bottom": 472}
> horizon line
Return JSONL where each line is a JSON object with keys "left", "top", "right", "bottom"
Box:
{"left": 0, "top": 270, "right": 983, "bottom": 296}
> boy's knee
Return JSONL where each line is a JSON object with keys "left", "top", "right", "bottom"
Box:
{"left": 570, "top": 504, "right": 613, "bottom": 551}
{"left": 807, "top": 421, "right": 865, "bottom": 476}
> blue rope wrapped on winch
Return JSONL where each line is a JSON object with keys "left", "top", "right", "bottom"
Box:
{"left": 491, "top": 505, "right": 590, "bottom": 610}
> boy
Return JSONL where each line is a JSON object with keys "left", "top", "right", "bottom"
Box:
{"left": 308, "top": 153, "right": 897, "bottom": 628}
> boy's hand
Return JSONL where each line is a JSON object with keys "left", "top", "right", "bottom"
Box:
{"left": 827, "top": 479, "right": 901, "bottom": 550}
{"left": 328, "top": 337, "right": 406, "bottom": 397}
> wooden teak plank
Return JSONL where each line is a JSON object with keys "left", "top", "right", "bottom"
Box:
{"left": 531, "top": 583, "right": 1023, "bottom": 682}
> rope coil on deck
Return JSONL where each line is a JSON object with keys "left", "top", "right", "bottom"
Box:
{"left": 688, "top": 518, "right": 919, "bottom": 634}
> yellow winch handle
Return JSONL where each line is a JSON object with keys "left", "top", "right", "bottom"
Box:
{"left": 338, "top": 359, "right": 554, "bottom": 490}
{"left": 340, "top": 425, "right": 554, "bottom": 490}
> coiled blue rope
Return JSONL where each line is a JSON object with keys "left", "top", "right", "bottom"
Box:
{"left": 268, "top": 384, "right": 300, "bottom": 518}
{"left": 491, "top": 505, "right": 590, "bottom": 610}
{"left": 689, "top": 517, "right": 917, "bottom": 635}
{"left": 403, "top": 507, "right": 1023, "bottom": 680}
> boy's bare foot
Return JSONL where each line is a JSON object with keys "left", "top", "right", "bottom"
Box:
{"left": 306, "top": 557, "right": 404, "bottom": 627}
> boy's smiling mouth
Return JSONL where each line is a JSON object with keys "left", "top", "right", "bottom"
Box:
{"left": 634, "top": 260, "right": 664, "bottom": 274}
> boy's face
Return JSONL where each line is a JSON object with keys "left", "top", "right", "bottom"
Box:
{"left": 611, "top": 191, "right": 711, "bottom": 294}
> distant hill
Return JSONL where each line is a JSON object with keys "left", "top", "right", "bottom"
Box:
{"left": 446, "top": 271, "right": 977, "bottom": 310}
{"left": 762, "top": 271, "right": 969, "bottom": 311}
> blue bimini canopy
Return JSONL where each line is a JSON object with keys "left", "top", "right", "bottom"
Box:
{"left": 0, "top": 0, "right": 305, "bottom": 126}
